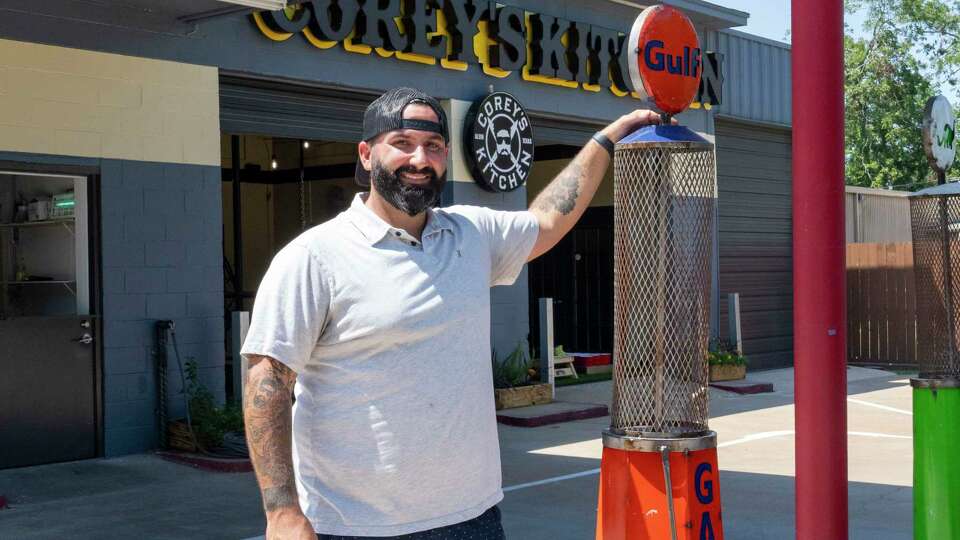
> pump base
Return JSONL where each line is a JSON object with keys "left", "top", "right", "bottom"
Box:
{"left": 596, "top": 431, "right": 723, "bottom": 540}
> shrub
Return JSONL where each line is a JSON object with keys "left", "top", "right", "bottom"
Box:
{"left": 184, "top": 358, "right": 244, "bottom": 449}
{"left": 492, "top": 340, "right": 533, "bottom": 389}
{"left": 706, "top": 338, "right": 748, "bottom": 367}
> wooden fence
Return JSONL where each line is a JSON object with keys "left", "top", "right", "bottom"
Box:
{"left": 846, "top": 242, "right": 917, "bottom": 366}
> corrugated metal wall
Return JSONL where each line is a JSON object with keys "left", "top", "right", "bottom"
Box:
{"left": 716, "top": 118, "right": 794, "bottom": 369}
{"left": 844, "top": 187, "right": 912, "bottom": 243}
{"left": 705, "top": 29, "right": 792, "bottom": 127}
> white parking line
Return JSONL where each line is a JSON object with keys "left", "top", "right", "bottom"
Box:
{"left": 847, "top": 397, "right": 913, "bottom": 415}
{"left": 503, "top": 468, "right": 602, "bottom": 492}
{"left": 503, "top": 429, "right": 911, "bottom": 493}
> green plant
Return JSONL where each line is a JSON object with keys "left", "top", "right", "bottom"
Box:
{"left": 184, "top": 358, "right": 244, "bottom": 449}
{"left": 492, "top": 340, "right": 533, "bottom": 389}
{"left": 554, "top": 345, "right": 567, "bottom": 358}
{"left": 706, "top": 338, "right": 748, "bottom": 367}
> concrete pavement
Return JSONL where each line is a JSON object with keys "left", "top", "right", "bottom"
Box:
{"left": 0, "top": 367, "right": 914, "bottom": 539}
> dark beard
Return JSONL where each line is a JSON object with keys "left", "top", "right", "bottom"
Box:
{"left": 371, "top": 161, "right": 446, "bottom": 216}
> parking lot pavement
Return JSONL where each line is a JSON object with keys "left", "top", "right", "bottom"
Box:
{"left": 0, "top": 367, "right": 913, "bottom": 539}
{"left": 498, "top": 367, "right": 913, "bottom": 539}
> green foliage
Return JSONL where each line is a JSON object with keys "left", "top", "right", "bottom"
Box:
{"left": 184, "top": 358, "right": 243, "bottom": 449}
{"left": 707, "top": 338, "right": 748, "bottom": 367}
{"left": 492, "top": 340, "right": 533, "bottom": 389}
{"left": 554, "top": 345, "right": 567, "bottom": 358}
{"left": 845, "top": 0, "right": 939, "bottom": 190}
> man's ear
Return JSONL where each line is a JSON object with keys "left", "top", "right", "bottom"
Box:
{"left": 359, "top": 140, "right": 373, "bottom": 171}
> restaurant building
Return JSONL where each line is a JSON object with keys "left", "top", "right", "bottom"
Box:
{"left": 0, "top": 0, "right": 792, "bottom": 467}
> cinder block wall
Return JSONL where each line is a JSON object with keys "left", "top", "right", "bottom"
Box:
{"left": 100, "top": 160, "right": 224, "bottom": 455}
{"left": 0, "top": 39, "right": 223, "bottom": 456}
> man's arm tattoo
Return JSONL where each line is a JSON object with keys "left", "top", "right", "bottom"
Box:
{"left": 532, "top": 161, "right": 584, "bottom": 216}
{"left": 244, "top": 357, "right": 299, "bottom": 513}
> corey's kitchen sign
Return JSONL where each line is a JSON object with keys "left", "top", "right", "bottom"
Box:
{"left": 253, "top": 0, "right": 723, "bottom": 108}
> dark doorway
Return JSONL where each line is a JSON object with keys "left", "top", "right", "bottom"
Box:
{"left": 529, "top": 206, "right": 614, "bottom": 355}
{"left": 0, "top": 172, "right": 99, "bottom": 469}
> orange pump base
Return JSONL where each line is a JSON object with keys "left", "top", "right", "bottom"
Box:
{"left": 596, "top": 445, "right": 724, "bottom": 540}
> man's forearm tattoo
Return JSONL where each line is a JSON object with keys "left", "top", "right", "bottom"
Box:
{"left": 244, "top": 357, "right": 298, "bottom": 513}
{"left": 262, "top": 486, "right": 299, "bottom": 512}
{"left": 533, "top": 161, "right": 583, "bottom": 216}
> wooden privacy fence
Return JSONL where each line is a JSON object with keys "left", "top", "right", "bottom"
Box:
{"left": 847, "top": 242, "right": 917, "bottom": 366}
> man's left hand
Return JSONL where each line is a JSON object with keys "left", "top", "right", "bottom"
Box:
{"left": 601, "top": 110, "right": 680, "bottom": 142}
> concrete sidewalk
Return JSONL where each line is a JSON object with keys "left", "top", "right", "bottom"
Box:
{"left": 0, "top": 367, "right": 913, "bottom": 539}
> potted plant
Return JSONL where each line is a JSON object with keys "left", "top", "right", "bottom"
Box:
{"left": 167, "top": 358, "right": 244, "bottom": 453}
{"left": 492, "top": 340, "right": 553, "bottom": 410}
{"left": 707, "top": 339, "right": 748, "bottom": 382}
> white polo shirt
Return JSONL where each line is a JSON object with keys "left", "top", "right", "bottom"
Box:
{"left": 241, "top": 193, "right": 539, "bottom": 537}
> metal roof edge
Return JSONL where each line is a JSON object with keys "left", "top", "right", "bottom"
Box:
{"left": 720, "top": 28, "right": 792, "bottom": 50}
{"left": 607, "top": 0, "right": 749, "bottom": 29}
{"left": 846, "top": 185, "right": 912, "bottom": 198}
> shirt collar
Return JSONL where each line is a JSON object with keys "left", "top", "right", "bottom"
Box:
{"left": 347, "top": 192, "right": 452, "bottom": 246}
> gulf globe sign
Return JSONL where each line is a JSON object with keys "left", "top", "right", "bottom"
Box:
{"left": 628, "top": 5, "right": 702, "bottom": 116}
{"left": 923, "top": 95, "right": 956, "bottom": 173}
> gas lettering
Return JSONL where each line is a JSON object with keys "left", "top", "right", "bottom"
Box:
{"left": 695, "top": 462, "right": 717, "bottom": 540}
{"left": 644, "top": 40, "right": 701, "bottom": 78}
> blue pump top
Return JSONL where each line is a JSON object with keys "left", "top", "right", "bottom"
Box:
{"left": 617, "top": 124, "right": 709, "bottom": 144}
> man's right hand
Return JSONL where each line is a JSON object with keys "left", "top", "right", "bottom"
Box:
{"left": 266, "top": 508, "right": 315, "bottom": 540}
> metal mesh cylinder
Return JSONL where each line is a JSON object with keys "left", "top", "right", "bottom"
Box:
{"left": 910, "top": 190, "right": 960, "bottom": 379}
{"left": 611, "top": 138, "right": 716, "bottom": 437}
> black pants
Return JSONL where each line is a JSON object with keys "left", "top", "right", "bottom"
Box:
{"left": 317, "top": 506, "right": 505, "bottom": 540}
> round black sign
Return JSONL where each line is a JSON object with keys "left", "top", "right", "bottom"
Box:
{"left": 463, "top": 92, "right": 535, "bottom": 192}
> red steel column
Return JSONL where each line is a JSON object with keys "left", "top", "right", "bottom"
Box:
{"left": 792, "top": 0, "right": 848, "bottom": 538}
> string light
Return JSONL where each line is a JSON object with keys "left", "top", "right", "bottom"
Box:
{"left": 303, "top": 140, "right": 310, "bottom": 149}
{"left": 271, "top": 155, "right": 278, "bottom": 170}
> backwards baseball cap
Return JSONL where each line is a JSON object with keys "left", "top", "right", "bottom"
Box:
{"left": 355, "top": 87, "right": 449, "bottom": 186}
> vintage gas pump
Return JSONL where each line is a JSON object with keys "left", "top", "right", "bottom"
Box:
{"left": 908, "top": 95, "right": 960, "bottom": 539}
{"left": 596, "top": 5, "right": 723, "bottom": 539}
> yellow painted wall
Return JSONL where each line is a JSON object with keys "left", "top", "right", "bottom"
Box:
{"left": 0, "top": 39, "right": 219, "bottom": 166}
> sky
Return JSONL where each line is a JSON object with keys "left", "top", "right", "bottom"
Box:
{"left": 708, "top": 0, "right": 870, "bottom": 43}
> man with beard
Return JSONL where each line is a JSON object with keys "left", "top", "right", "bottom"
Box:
{"left": 241, "top": 87, "right": 665, "bottom": 539}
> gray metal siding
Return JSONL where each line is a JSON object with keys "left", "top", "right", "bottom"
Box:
{"left": 844, "top": 188, "right": 912, "bottom": 243}
{"left": 716, "top": 119, "right": 793, "bottom": 369}
{"left": 706, "top": 29, "right": 792, "bottom": 127}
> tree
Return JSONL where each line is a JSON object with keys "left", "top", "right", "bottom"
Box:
{"left": 845, "top": 0, "right": 942, "bottom": 190}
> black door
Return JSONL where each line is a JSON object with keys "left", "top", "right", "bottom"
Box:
{"left": 529, "top": 206, "right": 614, "bottom": 355}
{"left": 0, "top": 316, "right": 97, "bottom": 468}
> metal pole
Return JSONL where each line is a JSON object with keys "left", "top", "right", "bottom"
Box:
{"left": 231, "top": 135, "right": 244, "bottom": 311}
{"left": 300, "top": 139, "right": 307, "bottom": 231}
{"left": 728, "top": 292, "right": 742, "bottom": 356}
{"left": 792, "top": 0, "right": 848, "bottom": 538}
{"left": 538, "top": 298, "right": 556, "bottom": 394}
{"left": 231, "top": 310, "right": 250, "bottom": 405}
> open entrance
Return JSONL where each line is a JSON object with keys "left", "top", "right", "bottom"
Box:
{"left": 220, "top": 134, "right": 363, "bottom": 397}
{"left": 0, "top": 171, "right": 99, "bottom": 469}
{"left": 526, "top": 146, "right": 615, "bottom": 357}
